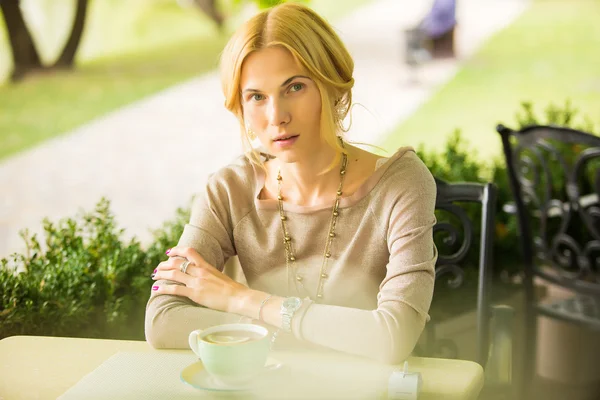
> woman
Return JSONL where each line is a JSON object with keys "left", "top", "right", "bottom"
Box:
{"left": 146, "top": 2, "right": 437, "bottom": 364}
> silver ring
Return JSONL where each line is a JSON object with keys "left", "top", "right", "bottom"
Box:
{"left": 180, "top": 260, "right": 191, "bottom": 274}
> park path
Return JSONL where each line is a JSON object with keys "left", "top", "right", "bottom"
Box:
{"left": 0, "top": 0, "right": 528, "bottom": 258}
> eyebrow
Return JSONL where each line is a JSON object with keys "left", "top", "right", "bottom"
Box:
{"left": 242, "top": 75, "right": 310, "bottom": 94}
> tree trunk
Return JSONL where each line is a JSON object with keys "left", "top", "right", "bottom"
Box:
{"left": 192, "top": 0, "right": 224, "bottom": 30}
{"left": 53, "top": 0, "right": 89, "bottom": 68}
{"left": 0, "top": 0, "right": 42, "bottom": 81}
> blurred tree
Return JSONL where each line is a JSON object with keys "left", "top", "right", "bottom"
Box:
{"left": 54, "top": 0, "right": 89, "bottom": 68}
{"left": 188, "top": 0, "right": 307, "bottom": 30}
{"left": 242, "top": 0, "right": 307, "bottom": 9}
{"left": 191, "top": 0, "right": 224, "bottom": 29}
{"left": 0, "top": 0, "right": 41, "bottom": 80}
{"left": 0, "top": 0, "right": 89, "bottom": 82}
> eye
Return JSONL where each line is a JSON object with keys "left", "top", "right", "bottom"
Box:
{"left": 250, "top": 93, "right": 265, "bottom": 102}
{"left": 289, "top": 83, "right": 304, "bottom": 93}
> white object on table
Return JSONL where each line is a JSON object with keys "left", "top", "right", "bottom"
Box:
{"left": 388, "top": 361, "right": 422, "bottom": 400}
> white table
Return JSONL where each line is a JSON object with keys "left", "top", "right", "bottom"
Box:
{"left": 0, "top": 336, "right": 484, "bottom": 399}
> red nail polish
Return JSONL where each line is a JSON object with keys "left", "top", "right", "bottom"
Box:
{"left": 152, "top": 286, "right": 159, "bottom": 291}
{"left": 165, "top": 249, "right": 171, "bottom": 255}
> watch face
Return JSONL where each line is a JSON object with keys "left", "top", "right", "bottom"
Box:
{"left": 283, "top": 297, "right": 302, "bottom": 311}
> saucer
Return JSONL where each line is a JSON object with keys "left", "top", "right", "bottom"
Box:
{"left": 180, "top": 357, "right": 283, "bottom": 392}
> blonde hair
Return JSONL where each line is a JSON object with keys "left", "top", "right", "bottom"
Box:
{"left": 219, "top": 2, "right": 355, "bottom": 166}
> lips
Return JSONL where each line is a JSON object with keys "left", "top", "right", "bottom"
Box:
{"left": 273, "top": 134, "right": 299, "bottom": 142}
{"left": 272, "top": 134, "right": 299, "bottom": 148}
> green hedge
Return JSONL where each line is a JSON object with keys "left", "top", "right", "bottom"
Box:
{"left": 0, "top": 200, "right": 189, "bottom": 340}
{"left": 1, "top": 101, "right": 596, "bottom": 340}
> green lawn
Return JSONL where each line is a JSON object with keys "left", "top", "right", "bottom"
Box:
{"left": 382, "top": 0, "right": 600, "bottom": 162}
{"left": 0, "top": 0, "right": 371, "bottom": 161}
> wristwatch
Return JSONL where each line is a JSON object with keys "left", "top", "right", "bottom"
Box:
{"left": 280, "top": 296, "right": 303, "bottom": 332}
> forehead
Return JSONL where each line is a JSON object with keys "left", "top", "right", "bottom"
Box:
{"left": 240, "top": 46, "right": 308, "bottom": 89}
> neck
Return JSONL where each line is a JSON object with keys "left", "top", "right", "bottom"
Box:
{"left": 278, "top": 147, "right": 346, "bottom": 207}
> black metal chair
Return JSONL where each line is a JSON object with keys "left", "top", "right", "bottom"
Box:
{"left": 422, "top": 178, "right": 514, "bottom": 397}
{"left": 496, "top": 124, "right": 600, "bottom": 397}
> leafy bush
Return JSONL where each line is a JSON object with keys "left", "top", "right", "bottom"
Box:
{"left": 0, "top": 199, "right": 189, "bottom": 340}
{"left": 515, "top": 99, "right": 596, "bottom": 134}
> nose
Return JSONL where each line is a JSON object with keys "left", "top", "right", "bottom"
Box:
{"left": 267, "top": 98, "right": 291, "bottom": 127}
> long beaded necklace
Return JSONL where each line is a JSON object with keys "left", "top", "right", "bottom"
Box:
{"left": 276, "top": 152, "right": 348, "bottom": 302}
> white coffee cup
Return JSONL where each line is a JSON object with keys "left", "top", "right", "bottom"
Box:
{"left": 188, "top": 323, "right": 270, "bottom": 387}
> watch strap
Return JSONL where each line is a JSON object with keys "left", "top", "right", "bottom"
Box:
{"left": 281, "top": 297, "right": 302, "bottom": 332}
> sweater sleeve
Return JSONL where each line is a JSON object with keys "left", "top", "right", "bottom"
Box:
{"left": 290, "top": 154, "right": 437, "bottom": 364}
{"left": 145, "top": 170, "right": 241, "bottom": 349}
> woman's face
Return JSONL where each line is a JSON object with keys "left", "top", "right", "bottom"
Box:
{"left": 240, "top": 46, "right": 323, "bottom": 163}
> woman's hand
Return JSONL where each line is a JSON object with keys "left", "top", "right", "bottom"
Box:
{"left": 151, "top": 246, "right": 249, "bottom": 314}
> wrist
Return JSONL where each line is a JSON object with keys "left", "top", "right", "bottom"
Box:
{"left": 231, "top": 288, "right": 267, "bottom": 318}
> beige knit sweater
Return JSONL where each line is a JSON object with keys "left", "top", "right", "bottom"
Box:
{"left": 145, "top": 147, "right": 437, "bottom": 364}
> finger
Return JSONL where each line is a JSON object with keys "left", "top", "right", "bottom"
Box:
{"left": 155, "top": 260, "right": 174, "bottom": 272}
{"left": 154, "top": 258, "right": 202, "bottom": 280}
{"left": 151, "top": 283, "right": 194, "bottom": 298}
{"left": 155, "top": 258, "right": 187, "bottom": 272}
{"left": 152, "top": 269, "right": 194, "bottom": 286}
{"left": 167, "top": 246, "right": 217, "bottom": 272}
